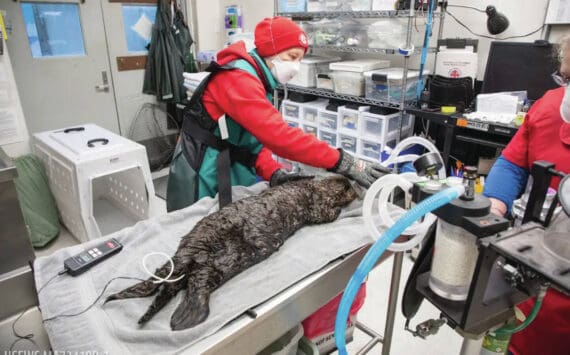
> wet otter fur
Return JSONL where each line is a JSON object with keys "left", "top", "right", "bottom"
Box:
{"left": 105, "top": 175, "right": 358, "bottom": 330}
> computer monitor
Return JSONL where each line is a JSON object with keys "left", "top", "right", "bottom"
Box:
{"left": 481, "top": 41, "right": 560, "bottom": 102}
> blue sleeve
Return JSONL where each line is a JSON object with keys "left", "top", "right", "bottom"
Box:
{"left": 483, "top": 155, "right": 529, "bottom": 213}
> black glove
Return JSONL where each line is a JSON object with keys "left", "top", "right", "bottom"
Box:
{"left": 329, "top": 149, "right": 391, "bottom": 188}
{"left": 269, "top": 169, "right": 314, "bottom": 187}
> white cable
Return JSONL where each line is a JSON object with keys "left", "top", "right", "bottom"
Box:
{"left": 142, "top": 252, "right": 185, "bottom": 284}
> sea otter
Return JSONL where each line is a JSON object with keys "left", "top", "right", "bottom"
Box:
{"left": 106, "top": 175, "right": 358, "bottom": 330}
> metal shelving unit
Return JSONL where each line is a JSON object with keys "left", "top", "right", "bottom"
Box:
{"left": 277, "top": 10, "right": 443, "bottom": 19}
{"left": 310, "top": 45, "right": 438, "bottom": 55}
{"left": 280, "top": 84, "right": 403, "bottom": 109}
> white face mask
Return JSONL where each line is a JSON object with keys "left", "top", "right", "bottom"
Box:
{"left": 270, "top": 57, "right": 300, "bottom": 84}
{"left": 561, "top": 84, "right": 570, "bottom": 123}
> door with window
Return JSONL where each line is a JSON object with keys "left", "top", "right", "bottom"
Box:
{"left": 3, "top": 0, "right": 166, "bottom": 136}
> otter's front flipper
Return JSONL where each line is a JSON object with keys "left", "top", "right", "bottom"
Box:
{"left": 105, "top": 279, "right": 161, "bottom": 303}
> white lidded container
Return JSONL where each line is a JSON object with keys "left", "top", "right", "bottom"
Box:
{"left": 33, "top": 124, "right": 157, "bottom": 243}
{"left": 289, "top": 56, "right": 341, "bottom": 88}
{"left": 330, "top": 59, "right": 390, "bottom": 73}
{"left": 429, "top": 219, "right": 480, "bottom": 301}
{"left": 364, "top": 68, "right": 429, "bottom": 103}
{"left": 331, "top": 60, "right": 390, "bottom": 97}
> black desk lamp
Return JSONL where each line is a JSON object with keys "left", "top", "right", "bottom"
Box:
{"left": 486, "top": 5, "right": 509, "bottom": 35}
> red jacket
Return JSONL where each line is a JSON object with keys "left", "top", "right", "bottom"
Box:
{"left": 502, "top": 87, "right": 570, "bottom": 355}
{"left": 201, "top": 42, "right": 340, "bottom": 180}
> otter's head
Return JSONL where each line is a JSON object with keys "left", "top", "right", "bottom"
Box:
{"left": 314, "top": 176, "right": 359, "bottom": 208}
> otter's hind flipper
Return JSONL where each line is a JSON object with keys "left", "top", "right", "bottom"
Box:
{"left": 170, "top": 268, "right": 214, "bottom": 330}
{"left": 105, "top": 259, "right": 183, "bottom": 303}
{"left": 138, "top": 276, "right": 188, "bottom": 325}
{"left": 170, "top": 288, "right": 210, "bottom": 330}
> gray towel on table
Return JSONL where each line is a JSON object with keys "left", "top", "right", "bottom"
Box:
{"left": 34, "top": 182, "right": 372, "bottom": 354}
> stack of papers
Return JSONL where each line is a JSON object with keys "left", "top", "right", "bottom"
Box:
{"left": 468, "top": 92, "right": 523, "bottom": 124}
{"left": 464, "top": 112, "right": 517, "bottom": 125}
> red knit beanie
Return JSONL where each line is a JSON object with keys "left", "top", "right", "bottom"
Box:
{"left": 254, "top": 17, "right": 309, "bottom": 57}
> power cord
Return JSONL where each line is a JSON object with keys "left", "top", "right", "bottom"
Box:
{"left": 10, "top": 252, "right": 181, "bottom": 350}
{"left": 42, "top": 276, "right": 145, "bottom": 322}
{"left": 446, "top": 4, "right": 485, "bottom": 13}
{"left": 9, "top": 270, "right": 144, "bottom": 351}
{"left": 445, "top": 8, "right": 544, "bottom": 40}
{"left": 10, "top": 269, "right": 66, "bottom": 351}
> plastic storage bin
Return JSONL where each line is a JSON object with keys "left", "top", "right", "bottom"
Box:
{"left": 307, "top": 0, "right": 325, "bottom": 12}
{"left": 339, "top": 106, "right": 370, "bottom": 134}
{"left": 401, "top": 113, "right": 415, "bottom": 131}
{"left": 301, "top": 99, "right": 329, "bottom": 123}
{"left": 372, "top": 0, "right": 398, "bottom": 10}
{"left": 33, "top": 124, "right": 156, "bottom": 243}
{"left": 278, "top": 0, "right": 307, "bottom": 12}
{"left": 331, "top": 60, "right": 390, "bottom": 96}
{"left": 364, "top": 68, "right": 429, "bottom": 103}
{"left": 339, "top": 19, "right": 369, "bottom": 47}
{"left": 321, "top": 0, "right": 371, "bottom": 11}
{"left": 359, "top": 110, "right": 400, "bottom": 141}
{"left": 303, "top": 106, "right": 319, "bottom": 123}
{"left": 313, "top": 19, "right": 342, "bottom": 46}
{"left": 303, "top": 123, "right": 319, "bottom": 137}
{"left": 359, "top": 138, "right": 383, "bottom": 161}
{"left": 286, "top": 119, "right": 300, "bottom": 128}
{"left": 368, "top": 18, "right": 428, "bottom": 49}
{"left": 339, "top": 133, "right": 358, "bottom": 154}
{"left": 318, "top": 129, "right": 337, "bottom": 147}
{"left": 330, "top": 59, "right": 390, "bottom": 72}
{"left": 318, "top": 109, "right": 339, "bottom": 130}
{"left": 289, "top": 56, "right": 341, "bottom": 88}
{"left": 281, "top": 100, "right": 303, "bottom": 120}
{"left": 313, "top": 19, "right": 369, "bottom": 47}
{"left": 332, "top": 71, "right": 366, "bottom": 96}
{"left": 298, "top": 21, "right": 315, "bottom": 45}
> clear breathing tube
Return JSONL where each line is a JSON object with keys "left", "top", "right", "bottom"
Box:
{"left": 363, "top": 174, "right": 437, "bottom": 251}
{"left": 335, "top": 185, "right": 465, "bottom": 355}
{"left": 363, "top": 137, "right": 446, "bottom": 252}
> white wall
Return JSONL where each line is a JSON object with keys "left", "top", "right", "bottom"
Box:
{"left": 441, "top": 0, "right": 569, "bottom": 79}
{"left": 194, "top": 0, "right": 224, "bottom": 51}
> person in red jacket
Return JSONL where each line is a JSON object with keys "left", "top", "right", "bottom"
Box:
{"left": 167, "top": 17, "right": 388, "bottom": 211}
{"left": 483, "top": 34, "right": 570, "bottom": 355}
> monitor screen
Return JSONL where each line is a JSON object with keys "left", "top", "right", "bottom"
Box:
{"left": 481, "top": 41, "right": 560, "bottom": 102}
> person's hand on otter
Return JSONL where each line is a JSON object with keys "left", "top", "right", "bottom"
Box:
{"left": 269, "top": 169, "right": 314, "bottom": 187}
{"left": 330, "top": 149, "right": 391, "bottom": 188}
